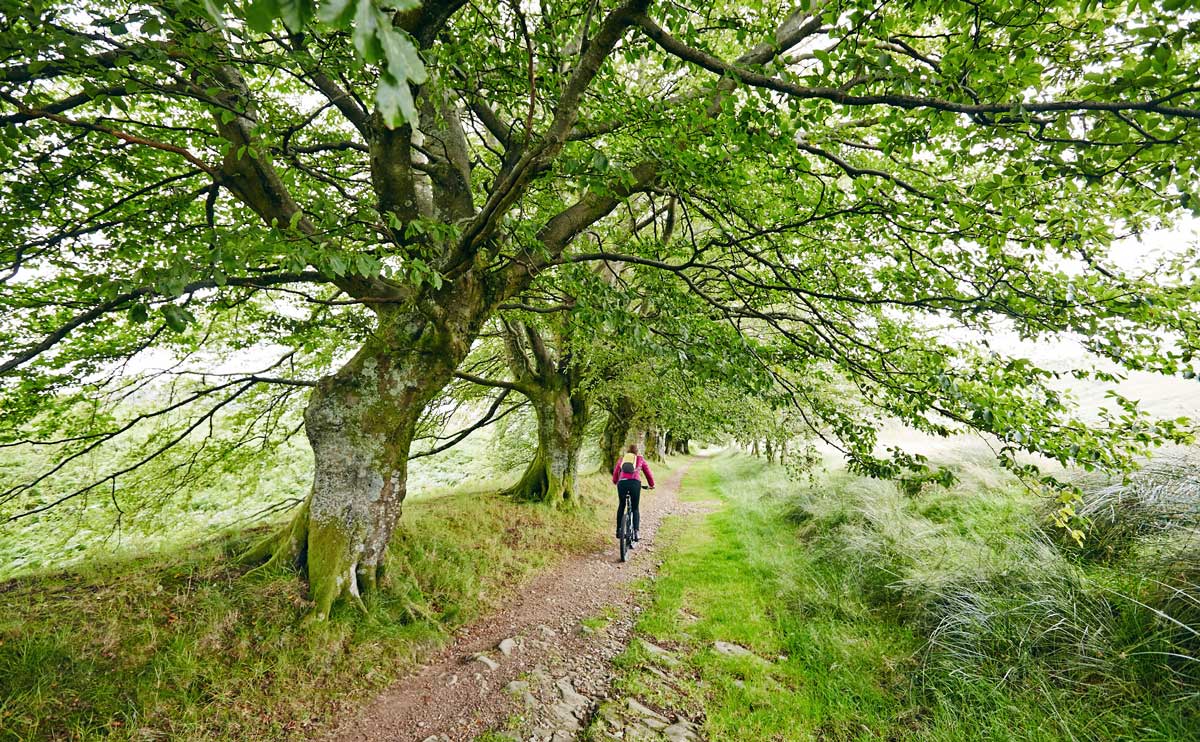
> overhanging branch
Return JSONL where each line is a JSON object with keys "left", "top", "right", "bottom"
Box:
{"left": 634, "top": 14, "right": 1200, "bottom": 122}
{"left": 0, "top": 273, "right": 329, "bottom": 376}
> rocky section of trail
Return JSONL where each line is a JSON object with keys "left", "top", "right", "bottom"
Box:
{"left": 486, "top": 630, "right": 707, "bottom": 742}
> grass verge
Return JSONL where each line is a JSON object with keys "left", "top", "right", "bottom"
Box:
{"left": 0, "top": 467, "right": 638, "bottom": 741}
{"left": 605, "top": 452, "right": 1199, "bottom": 741}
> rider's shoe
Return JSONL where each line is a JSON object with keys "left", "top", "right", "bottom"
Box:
{"left": 633, "top": 530, "right": 640, "bottom": 542}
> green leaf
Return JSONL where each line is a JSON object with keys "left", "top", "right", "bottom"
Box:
{"left": 277, "top": 0, "right": 314, "bottom": 32}
{"left": 203, "top": 0, "right": 231, "bottom": 34}
{"left": 376, "top": 74, "right": 416, "bottom": 129}
{"left": 379, "top": 26, "right": 426, "bottom": 85}
{"left": 316, "top": 0, "right": 354, "bottom": 26}
{"left": 161, "top": 305, "right": 193, "bottom": 333}
{"left": 352, "top": 0, "right": 382, "bottom": 64}
{"left": 244, "top": 0, "right": 280, "bottom": 32}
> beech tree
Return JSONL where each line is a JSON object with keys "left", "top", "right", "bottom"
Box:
{"left": 457, "top": 311, "right": 595, "bottom": 504}
{"left": 4, "top": 0, "right": 1200, "bottom": 619}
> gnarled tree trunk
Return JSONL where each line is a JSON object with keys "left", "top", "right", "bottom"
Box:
{"left": 645, "top": 427, "right": 666, "bottom": 461}
{"left": 600, "top": 396, "right": 635, "bottom": 472}
{"left": 244, "top": 293, "right": 486, "bottom": 619}
{"left": 506, "top": 382, "right": 589, "bottom": 504}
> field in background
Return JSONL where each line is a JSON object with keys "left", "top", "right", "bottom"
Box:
{"left": 0, "top": 407, "right": 536, "bottom": 582}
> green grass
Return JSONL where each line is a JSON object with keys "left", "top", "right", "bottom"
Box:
{"left": 0, "top": 469, "right": 627, "bottom": 741}
{"left": 604, "top": 452, "right": 1200, "bottom": 741}
{"left": 582, "top": 605, "right": 621, "bottom": 632}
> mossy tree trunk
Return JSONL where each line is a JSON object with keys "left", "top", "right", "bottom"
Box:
{"left": 665, "top": 430, "right": 689, "bottom": 455}
{"left": 645, "top": 427, "right": 665, "bottom": 461}
{"left": 243, "top": 265, "right": 506, "bottom": 619}
{"left": 505, "top": 382, "right": 589, "bottom": 504}
{"left": 243, "top": 279, "right": 494, "bottom": 620}
{"left": 600, "top": 395, "right": 635, "bottom": 472}
{"left": 465, "top": 319, "right": 591, "bottom": 505}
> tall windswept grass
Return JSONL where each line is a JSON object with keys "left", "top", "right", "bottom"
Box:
{"left": 784, "top": 450, "right": 1200, "bottom": 710}
{"left": 1046, "top": 453, "right": 1200, "bottom": 564}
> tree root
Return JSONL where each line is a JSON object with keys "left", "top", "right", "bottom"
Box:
{"left": 239, "top": 497, "right": 310, "bottom": 572}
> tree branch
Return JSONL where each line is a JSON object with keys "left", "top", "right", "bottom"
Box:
{"left": 410, "top": 390, "right": 528, "bottom": 460}
{"left": 453, "top": 370, "right": 532, "bottom": 394}
{"left": 0, "top": 273, "right": 329, "bottom": 376}
{"left": 634, "top": 14, "right": 1200, "bottom": 121}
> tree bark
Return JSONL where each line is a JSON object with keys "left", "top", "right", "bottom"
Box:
{"left": 243, "top": 289, "right": 487, "bottom": 620}
{"left": 645, "top": 427, "right": 665, "bottom": 461}
{"left": 600, "top": 396, "right": 635, "bottom": 472}
{"left": 505, "top": 382, "right": 589, "bottom": 504}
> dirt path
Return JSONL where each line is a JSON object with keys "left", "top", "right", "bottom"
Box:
{"left": 323, "top": 462, "right": 706, "bottom": 742}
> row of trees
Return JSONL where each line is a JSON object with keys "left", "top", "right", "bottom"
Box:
{"left": 3, "top": 0, "right": 1200, "bottom": 620}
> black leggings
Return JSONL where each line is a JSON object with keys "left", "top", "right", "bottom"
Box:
{"left": 616, "top": 479, "right": 641, "bottom": 534}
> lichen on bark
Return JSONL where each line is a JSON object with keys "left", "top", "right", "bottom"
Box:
{"left": 505, "top": 384, "right": 589, "bottom": 505}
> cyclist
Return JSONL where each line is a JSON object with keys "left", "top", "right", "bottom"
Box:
{"left": 612, "top": 443, "right": 655, "bottom": 546}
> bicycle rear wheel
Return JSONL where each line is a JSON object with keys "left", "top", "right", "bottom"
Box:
{"left": 619, "top": 510, "right": 632, "bottom": 562}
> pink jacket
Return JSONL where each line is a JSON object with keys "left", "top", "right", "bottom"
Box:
{"left": 612, "top": 455, "right": 655, "bottom": 487}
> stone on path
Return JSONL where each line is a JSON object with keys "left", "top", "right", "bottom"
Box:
{"left": 555, "top": 677, "right": 590, "bottom": 709}
{"left": 712, "top": 640, "right": 765, "bottom": 661}
{"left": 626, "top": 698, "right": 669, "bottom": 730}
{"left": 663, "top": 720, "right": 702, "bottom": 742}
{"left": 473, "top": 653, "right": 500, "bottom": 671}
{"left": 638, "top": 638, "right": 681, "bottom": 667}
{"left": 498, "top": 637, "right": 518, "bottom": 655}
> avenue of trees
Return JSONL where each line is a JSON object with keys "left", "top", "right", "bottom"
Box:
{"left": 3, "top": 0, "right": 1200, "bottom": 619}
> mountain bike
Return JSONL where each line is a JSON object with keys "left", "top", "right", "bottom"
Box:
{"left": 618, "top": 485, "right": 652, "bottom": 563}
{"left": 619, "top": 503, "right": 635, "bottom": 562}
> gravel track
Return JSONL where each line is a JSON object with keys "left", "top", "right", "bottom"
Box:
{"left": 322, "top": 461, "right": 704, "bottom": 742}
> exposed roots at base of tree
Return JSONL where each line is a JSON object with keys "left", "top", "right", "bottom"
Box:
{"left": 236, "top": 498, "right": 439, "bottom": 624}
{"left": 238, "top": 497, "right": 310, "bottom": 572}
{"left": 502, "top": 455, "right": 575, "bottom": 506}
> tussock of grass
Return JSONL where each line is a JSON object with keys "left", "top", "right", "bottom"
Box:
{"left": 1046, "top": 453, "right": 1200, "bottom": 564}
{"left": 0, "top": 472, "right": 619, "bottom": 741}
